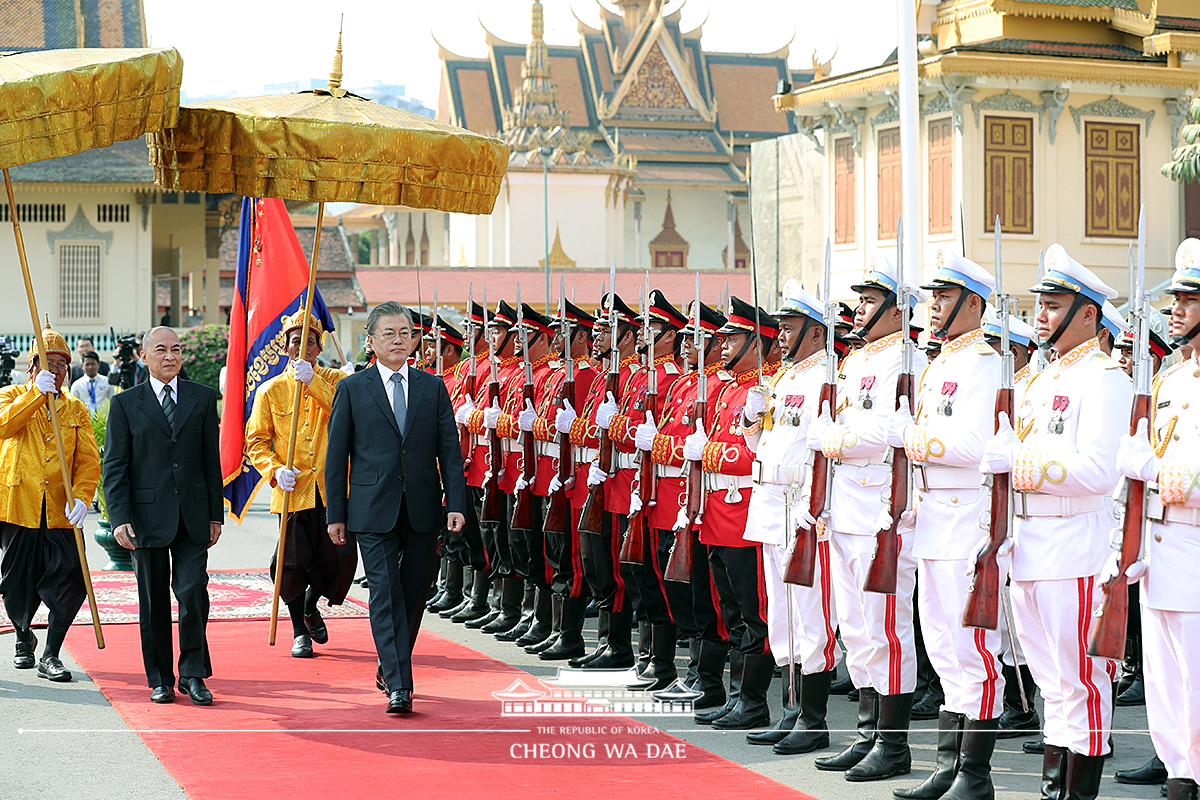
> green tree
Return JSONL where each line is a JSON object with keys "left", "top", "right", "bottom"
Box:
{"left": 179, "top": 325, "right": 229, "bottom": 392}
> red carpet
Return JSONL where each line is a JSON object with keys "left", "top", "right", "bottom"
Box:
{"left": 67, "top": 620, "right": 817, "bottom": 800}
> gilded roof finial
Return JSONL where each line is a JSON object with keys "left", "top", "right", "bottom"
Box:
{"left": 328, "top": 16, "right": 346, "bottom": 97}
{"left": 44, "top": 313, "right": 50, "bottom": 330}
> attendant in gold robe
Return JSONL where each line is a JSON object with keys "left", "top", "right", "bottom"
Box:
{"left": 0, "top": 325, "right": 100, "bottom": 681}
{"left": 245, "top": 311, "right": 356, "bottom": 658}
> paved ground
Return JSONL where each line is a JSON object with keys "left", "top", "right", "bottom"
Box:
{"left": 0, "top": 497, "right": 1161, "bottom": 799}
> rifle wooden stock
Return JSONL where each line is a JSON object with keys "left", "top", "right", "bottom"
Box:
{"left": 480, "top": 379, "right": 504, "bottom": 524}
{"left": 664, "top": 394, "right": 706, "bottom": 582}
{"left": 1088, "top": 392, "right": 1150, "bottom": 659}
{"left": 962, "top": 385, "right": 1013, "bottom": 630}
{"left": 578, "top": 371, "right": 618, "bottom": 535}
{"left": 458, "top": 372, "right": 475, "bottom": 463}
{"left": 863, "top": 371, "right": 911, "bottom": 595}
{"left": 664, "top": 524, "right": 693, "bottom": 583}
{"left": 620, "top": 387, "right": 656, "bottom": 565}
{"left": 542, "top": 377, "right": 574, "bottom": 536}
{"left": 510, "top": 383, "right": 537, "bottom": 531}
{"left": 784, "top": 381, "right": 835, "bottom": 587}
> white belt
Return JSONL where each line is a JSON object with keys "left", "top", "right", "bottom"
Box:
{"left": 536, "top": 441, "right": 562, "bottom": 458}
{"left": 752, "top": 462, "right": 801, "bottom": 486}
{"left": 574, "top": 446, "right": 597, "bottom": 463}
{"left": 656, "top": 464, "right": 685, "bottom": 479}
{"left": 837, "top": 456, "right": 890, "bottom": 468}
{"left": 615, "top": 451, "right": 639, "bottom": 470}
{"left": 1013, "top": 493, "right": 1106, "bottom": 519}
{"left": 703, "top": 471, "right": 754, "bottom": 504}
{"left": 473, "top": 433, "right": 489, "bottom": 449}
{"left": 1147, "top": 493, "right": 1200, "bottom": 526}
{"left": 914, "top": 465, "right": 984, "bottom": 491}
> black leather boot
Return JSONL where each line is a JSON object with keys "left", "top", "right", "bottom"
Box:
{"left": 630, "top": 624, "right": 678, "bottom": 691}
{"left": 635, "top": 621, "right": 652, "bottom": 675}
{"left": 1116, "top": 756, "right": 1168, "bottom": 785}
{"left": 569, "top": 607, "right": 608, "bottom": 667}
{"left": 942, "top": 717, "right": 999, "bottom": 800}
{"left": 683, "top": 637, "right": 701, "bottom": 688}
{"left": 712, "top": 653, "right": 773, "bottom": 730}
{"left": 997, "top": 662, "right": 1040, "bottom": 738}
{"left": 774, "top": 668, "right": 835, "bottom": 755}
{"left": 481, "top": 577, "right": 524, "bottom": 633}
{"left": 893, "top": 709, "right": 964, "bottom": 799}
{"left": 541, "top": 597, "right": 587, "bottom": 660}
{"left": 846, "top": 692, "right": 913, "bottom": 782}
{"left": 526, "top": 594, "right": 561, "bottom": 653}
{"left": 1041, "top": 744, "right": 1067, "bottom": 800}
{"left": 695, "top": 647, "right": 740, "bottom": 723}
{"left": 1167, "top": 779, "right": 1200, "bottom": 800}
{"left": 514, "top": 588, "right": 554, "bottom": 645}
{"left": 748, "top": 665, "right": 799, "bottom": 745}
{"left": 1063, "top": 751, "right": 1104, "bottom": 800}
{"left": 428, "top": 559, "right": 464, "bottom": 612}
{"left": 584, "top": 607, "right": 634, "bottom": 669}
{"left": 816, "top": 686, "right": 878, "bottom": 771}
{"left": 451, "top": 571, "right": 492, "bottom": 622}
{"left": 426, "top": 557, "right": 448, "bottom": 608}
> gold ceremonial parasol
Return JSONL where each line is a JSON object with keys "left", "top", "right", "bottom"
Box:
{"left": 148, "top": 27, "right": 510, "bottom": 644}
{"left": 0, "top": 46, "right": 185, "bottom": 650}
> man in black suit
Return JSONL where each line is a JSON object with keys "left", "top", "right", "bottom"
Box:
{"left": 326, "top": 301, "right": 466, "bottom": 714}
{"left": 103, "top": 327, "right": 223, "bottom": 705}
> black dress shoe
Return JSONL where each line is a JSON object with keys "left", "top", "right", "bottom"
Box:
{"left": 304, "top": 611, "right": 329, "bottom": 644}
{"left": 909, "top": 691, "right": 941, "bottom": 720}
{"left": 996, "top": 706, "right": 1041, "bottom": 739}
{"left": 291, "top": 634, "right": 314, "bottom": 658}
{"left": 1023, "top": 739, "right": 1045, "bottom": 754}
{"left": 151, "top": 685, "right": 175, "bottom": 704}
{"left": 13, "top": 633, "right": 37, "bottom": 669}
{"left": 376, "top": 663, "right": 388, "bottom": 694}
{"left": 178, "top": 677, "right": 214, "bottom": 705}
{"left": 1116, "top": 676, "right": 1145, "bottom": 706}
{"left": 1115, "top": 756, "right": 1168, "bottom": 785}
{"left": 829, "top": 675, "right": 855, "bottom": 694}
{"left": 387, "top": 689, "right": 413, "bottom": 714}
{"left": 37, "top": 655, "right": 72, "bottom": 682}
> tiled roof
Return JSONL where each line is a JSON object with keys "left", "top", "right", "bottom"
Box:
{"left": 632, "top": 162, "right": 744, "bottom": 188}
{"left": 617, "top": 129, "right": 725, "bottom": 155}
{"left": 1, "top": 0, "right": 146, "bottom": 51}
{"left": 1158, "top": 15, "right": 1200, "bottom": 32}
{"left": 706, "top": 56, "right": 793, "bottom": 136}
{"left": 955, "top": 38, "right": 1167, "bottom": 63}
{"left": 6, "top": 137, "right": 155, "bottom": 184}
{"left": 218, "top": 223, "right": 358, "bottom": 274}
{"left": 157, "top": 275, "right": 366, "bottom": 312}
{"left": 1006, "top": 0, "right": 1137, "bottom": 6}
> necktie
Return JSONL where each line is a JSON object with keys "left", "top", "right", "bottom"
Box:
{"left": 88, "top": 378, "right": 96, "bottom": 406}
{"left": 391, "top": 372, "right": 406, "bottom": 436}
{"left": 161, "top": 385, "right": 176, "bottom": 428}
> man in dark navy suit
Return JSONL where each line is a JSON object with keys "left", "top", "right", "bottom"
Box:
{"left": 326, "top": 301, "right": 466, "bottom": 713}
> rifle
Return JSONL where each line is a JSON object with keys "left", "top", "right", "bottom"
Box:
{"left": 784, "top": 238, "right": 836, "bottom": 587}
{"left": 665, "top": 273, "right": 705, "bottom": 583}
{"left": 578, "top": 260, "right": 620, "bottom": 535}
{"left": 433, "top": 285, "right": 443, "bottom": 376}
{"left": 621, "top": 273, "right": 654, "bottom": 564}
{"left": 511, "top": 286, "right": 537, "bottom": 531}
{"left": 460, "top": 282, "right": 476, "bottom": 463}
{"left": 480, "top": 284, "right": 504, "bottom": 524}
{"left": 543, "top": 276, "right": 573, "bottom": 535}
{"left": 863, "top": 215, "right": 912, "bottom": 595}
{"left": 1089, "top": 205, "right": 1149, "bottom": 660}
{"left": 963, "top": 218, "right": 1010, "bottom": 628}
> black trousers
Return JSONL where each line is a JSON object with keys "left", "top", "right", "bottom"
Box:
{"left": 452, "top": 486, "right": 488, "bottom": 570}
{"left": 356, "top": 500, "right": 441, "bottom": 692}
{"left": 0, "top": 515, "right": 85, "bottom": 634}
{"left": 543, "top": 497, "right": 586, "bottom": 598}
{"left": 708, "top": 543, "right": 770, "bottom": 656}
{"left": 475, "top": 487, "right": 513, "bottom": 577}
{"left": 688, "top": 535, "right": 728, "bottom": 643}
{"left": 131, "top": 515, "right": 212, "bottom": 687}
{"left": 269, "top": 500, "right": 357, "bottom": 606}
{"left": 580, "top": 510, "right": 635, "bottom": 613}
{"left": 632, "top": 528, "right": 698, "bottom": 631}
{"left": 509, "top": 494, "right": 551, "bottom": 588}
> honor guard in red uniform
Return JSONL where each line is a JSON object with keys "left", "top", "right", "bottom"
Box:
{"left": 683, "top": 296, "right": 782, "bottom": 730}
{"left": 643, "top": 301, "right": 733, "bottom": 711}
{"left": 612, "top": 290, "right": 689, "bottom": 690}
{"left": 526, "top": 300, "right": 597, "bottom": 660}
{"left": 574, "top": 292, "right": 642, "bottom": 669}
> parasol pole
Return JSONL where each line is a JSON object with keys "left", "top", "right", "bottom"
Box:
{"left": 3, "top": 168, "right": 104, "bottom": 648}
{"left": 328, "top": 329, "right": 349, "bottom": 368}
{"left": 269, "top": 200, "right": 325, "bottom": 645}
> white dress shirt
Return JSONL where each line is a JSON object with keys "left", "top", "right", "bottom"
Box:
{"left": 147, "top": 374, "right": 180, "bottom": 406}
{"left": 376, "top": 361, "right": 410, "bottom": 410}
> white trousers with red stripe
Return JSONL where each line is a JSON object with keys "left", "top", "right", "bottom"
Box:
{"left": 1142, "top": 602, "right": 1200, "bottom": 781}
{"left": 1011, "top": 576, "right": 1117, "bottom": 756}
{"left": 917, "top": 558, "right": 1005, "bottom": 720}
{"left": 762, "top": 540, "right": 840, "bottom": 674}
{"left": 830, "top": 530, "right": 917, "bottom": 695}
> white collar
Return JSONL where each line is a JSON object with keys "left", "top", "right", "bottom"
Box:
{"left": 148, "top": 374, "right": 179, "bottom": 397}
{"left": 376, "top": 361, "right": 408, "bottom": 384}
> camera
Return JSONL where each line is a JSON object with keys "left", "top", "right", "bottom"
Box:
{"left": 0, "top": 336, "right": 19, "bottom": 388}
{"left": 112, "top": 331, "right": 141, "bottom": 390}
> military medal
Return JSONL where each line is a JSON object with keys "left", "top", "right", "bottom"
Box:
{"left": 859, "top": 376, "right": 875, "bottom": 410}
{"left": 1049, "top": 395, "right": 1068, "bottom": 434}
{"left": 937, "top": 382, "right": 957, "bottom": 417}
{"left": 783, "top": 394, "right": 804, "bottom": 425}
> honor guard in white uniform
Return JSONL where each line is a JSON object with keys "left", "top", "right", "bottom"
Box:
{"left": 742, "top": 281, "right": 839, "bottom": 756}
{"left": 808, "top": 255, "right": 927, "bottom": 782}
{"left": 1114, "top": 239, "right": 1200, "bottom": 800}
{"left": 980, "top": 244, "right": 1131, "bottom": 799}
{"left": 889, "top": 250, "right": 1004, "bottom": 800}
{"left": 1100, "top": 301, "right": 1130, "bottom": 355}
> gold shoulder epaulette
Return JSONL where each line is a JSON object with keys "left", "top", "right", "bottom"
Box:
{"left": 663, "top": 362, "right": 679, "bottom": 375}
{"left": 974, "top": 341, "right": 997, "bottom": 356}
{"left": 716, "top": 369, "right": 733, "bottom": 382}
{"left": 629, "top": 364, "right": 641, "bottom": 373}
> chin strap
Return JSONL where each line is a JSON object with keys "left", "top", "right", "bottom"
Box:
{"left": 1172, "top": 319, "right": 1200, "bottom": 349}
{"left": 933, "top": 290, "right": 971, "bottom": 339}
{"left": 496, "top": 327, "right": 515, "bottom": 359}
{"left": 1038, "top": 294, "right": 1088, "bottom": 355}
{"left": 784, "top": 318, "right": 813, "bottom": 363}
{"left": 636, "top": 327, "right": 672, "bottom": 356}
{"left": 725, "top": 331, "right": 760, "bottom": 371}
{"left": 851, "top": 292, "right": 897, "bottom": 339}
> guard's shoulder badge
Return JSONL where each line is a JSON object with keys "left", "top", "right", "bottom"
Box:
{"left": 974, "top": 341, "right": 997, "bottom": 356}
{"left": 663, "top": 362, "right": 679, "bottom": 375}
{"left": 1097, "top": 354, "right": 1123, "bottom": 370}
{"left": 716, "top": 369, "right": 733, "bottom": 382}
{"left": 548, "top": 360, "right": 563, "bottom": 369}
{"left": 628, "top": 364, "right": 642, "bottom": 374}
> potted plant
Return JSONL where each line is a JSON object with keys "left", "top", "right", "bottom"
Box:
{"left": 90, "top": 399, "right": 132, "bottom": 570}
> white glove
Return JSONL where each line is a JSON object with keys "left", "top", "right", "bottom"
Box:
{"left": 292, "top": 359, "right": 314, "bottom": 385}
{"left": 587, "top": 463, "right": 609, "bottom": 488}
{"left": 65, "top": 498, "right": 87, "bottom": 528}
{"left": 274, "top": 466, "right": 299, "bottom": 492}
{"left": 548, "top": 473, "right": 563, "bottom": 494}
{"left": 885, "top": 395, "right": 914, "bottom": 449}
{"left": 682, "top": 430, "right": 708, "bottom": 462}
{"left": 1099, "top": 551, "right": 1147, "bottom": 585}
{"left": 628, "top": 492, "right": 643, "bottom": 515}
{"left": 796, "top": 505, "right": 817, "bottom": 530}
{"left": 874, "top": 508, "right": 916, "bottom": 534}
{"left": 979, "top": 412, "right": 1020, "bottom": 474}
{"left": 806, "top": 402, "right": 833, "bottom": 452}
{"left": 483, "top": 398, "right": 502, "bottom": 429}
{"left": 515, "top": 475, "right": 529, "bottom": 491}
{"left": 518, "top": 399, "right": 538, "bottom": 432}
{"left": 965, "top": 534, "right": 1012, "bottom": 576}
{"left": 339, "top": 360, "right": 355, "bottom": 375}
{"left": 555, "top": 398, "right": 577, "bottom": 433}
{"left": 674, "top": 506, "right": 692, "bottom": 532}
{"left": 1116, "top": 418, "right": 1159, "bottom": 484}
{"left": 455, "top": 395, "right": 476, "bottom": 426}
{"left": 634, "top": 412, "right": 658, "bottom": 452}
{"left": 34, "top": 369, "right": 57, "bottom": 395}
{"left": 743, "top": 387, "right": 767, "bottom": 423}
{"left": 595, "top": 392, "right": 618, "bottom": 429}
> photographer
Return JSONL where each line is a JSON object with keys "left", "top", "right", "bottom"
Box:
{"left": 112, "top": 333, "right": 146, "bottom": 389}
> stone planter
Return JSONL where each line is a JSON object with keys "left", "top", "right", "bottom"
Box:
{"left": 93, "top": 518, "right": 133, "bottom": 571}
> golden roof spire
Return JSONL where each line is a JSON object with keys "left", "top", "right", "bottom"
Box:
{"left": 502, "top": 0, "right": 570, "bottom": 136}
{"left": 327, "top": 16, "right": 346, "bottom": 96}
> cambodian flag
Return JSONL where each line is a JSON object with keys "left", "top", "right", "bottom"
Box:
{"left": 221, "top": 197, "right": 335, "bottom": 521}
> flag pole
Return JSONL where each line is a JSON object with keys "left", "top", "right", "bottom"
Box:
{"left": 269, "top": 200, "right": 324, "bottom": 645}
